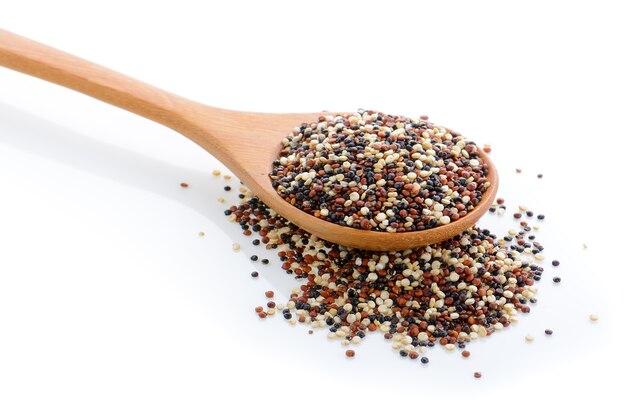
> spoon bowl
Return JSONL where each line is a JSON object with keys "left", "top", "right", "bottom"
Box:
{"left": 0, "top": 29, "right": 498, "bottom": 251}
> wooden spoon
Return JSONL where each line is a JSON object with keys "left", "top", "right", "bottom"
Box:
{"left": 0, "top": 29, "right": 498, "bottom": 251}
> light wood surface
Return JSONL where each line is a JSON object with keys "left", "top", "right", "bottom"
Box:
{"left": 0, "top": 29, "right": 498, "bottom": 251}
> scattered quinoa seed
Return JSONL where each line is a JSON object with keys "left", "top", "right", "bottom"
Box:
{"left": 198, "top": 231, "right": 205, "bottom": 237}
{"left": 224, "top": 175, "right": 232, "bottom": 180}
{"left": 232, "top": 243, "right": 240, "bottom": 251}
{"left": 226, "top": 193, "right": 545, "bottom": 357}
{"left": 224, "top": 186, "right": 231, "bottom": 191}
{"left": 525, "top": 334, "right": 535, "bottom": 342}
{"left": 553, "top": 276, "right": 561, "bottom": 283}
{"left": 346, "top": 350, "right": 355, "bottom": 358}
{"left": 225, "top": 156, "right": 552, "bottom": 363}
{"left": 251, "top": 271, "right": 259, "bottom": 278}
{"left": 552, "top": 260, "right": 560, "bottom": 266}
{"left": 537, "top": 174, "right": 543, "bottom": 179}
{"left": 180, "top": 182, "right": 189, "bottom": 188}
{"left": 212, "top": 170, "right": 221, "bottom": 176}
{"left": 589, "top": 314, "right": 599, "bottom": 321}
{"left": 515, "top": 168, "right": 522, "bottom": 173}
{"left": 474, "top": 372, "right": 482, "bottom": 379}
{"left": 545, "top": 329, "right": 553, "bottom": 335}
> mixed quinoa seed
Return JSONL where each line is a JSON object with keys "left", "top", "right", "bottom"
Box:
{"left": 270, "top": 110, "right": 490, "bottom": 232}
{"left": 224, "top": 185, "right": 548, "bottom": 365}
{"left": 195, "top": 115, "right": 589, "bottom": 375}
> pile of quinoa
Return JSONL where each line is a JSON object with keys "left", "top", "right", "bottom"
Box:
{"left": 225, "top": 189, "right": 544, "bottom": 358}
{"left": 270, "top": 110, "right": 490, "bottom": 232}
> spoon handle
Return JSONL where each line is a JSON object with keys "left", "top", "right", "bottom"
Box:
{"left": 0, "top": 29, "right": 203, "bottom": 134}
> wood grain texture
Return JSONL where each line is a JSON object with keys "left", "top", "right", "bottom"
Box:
{"left": 0, "top": 29, "right": 498, "bottom": 251}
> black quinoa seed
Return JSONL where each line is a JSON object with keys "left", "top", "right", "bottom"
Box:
{"left": 251, "top": 271, "right": 259, "bottom": 278}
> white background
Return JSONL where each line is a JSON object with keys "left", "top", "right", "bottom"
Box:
{"left": 1, "top": 1, "right": 624, "bottom": 399}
